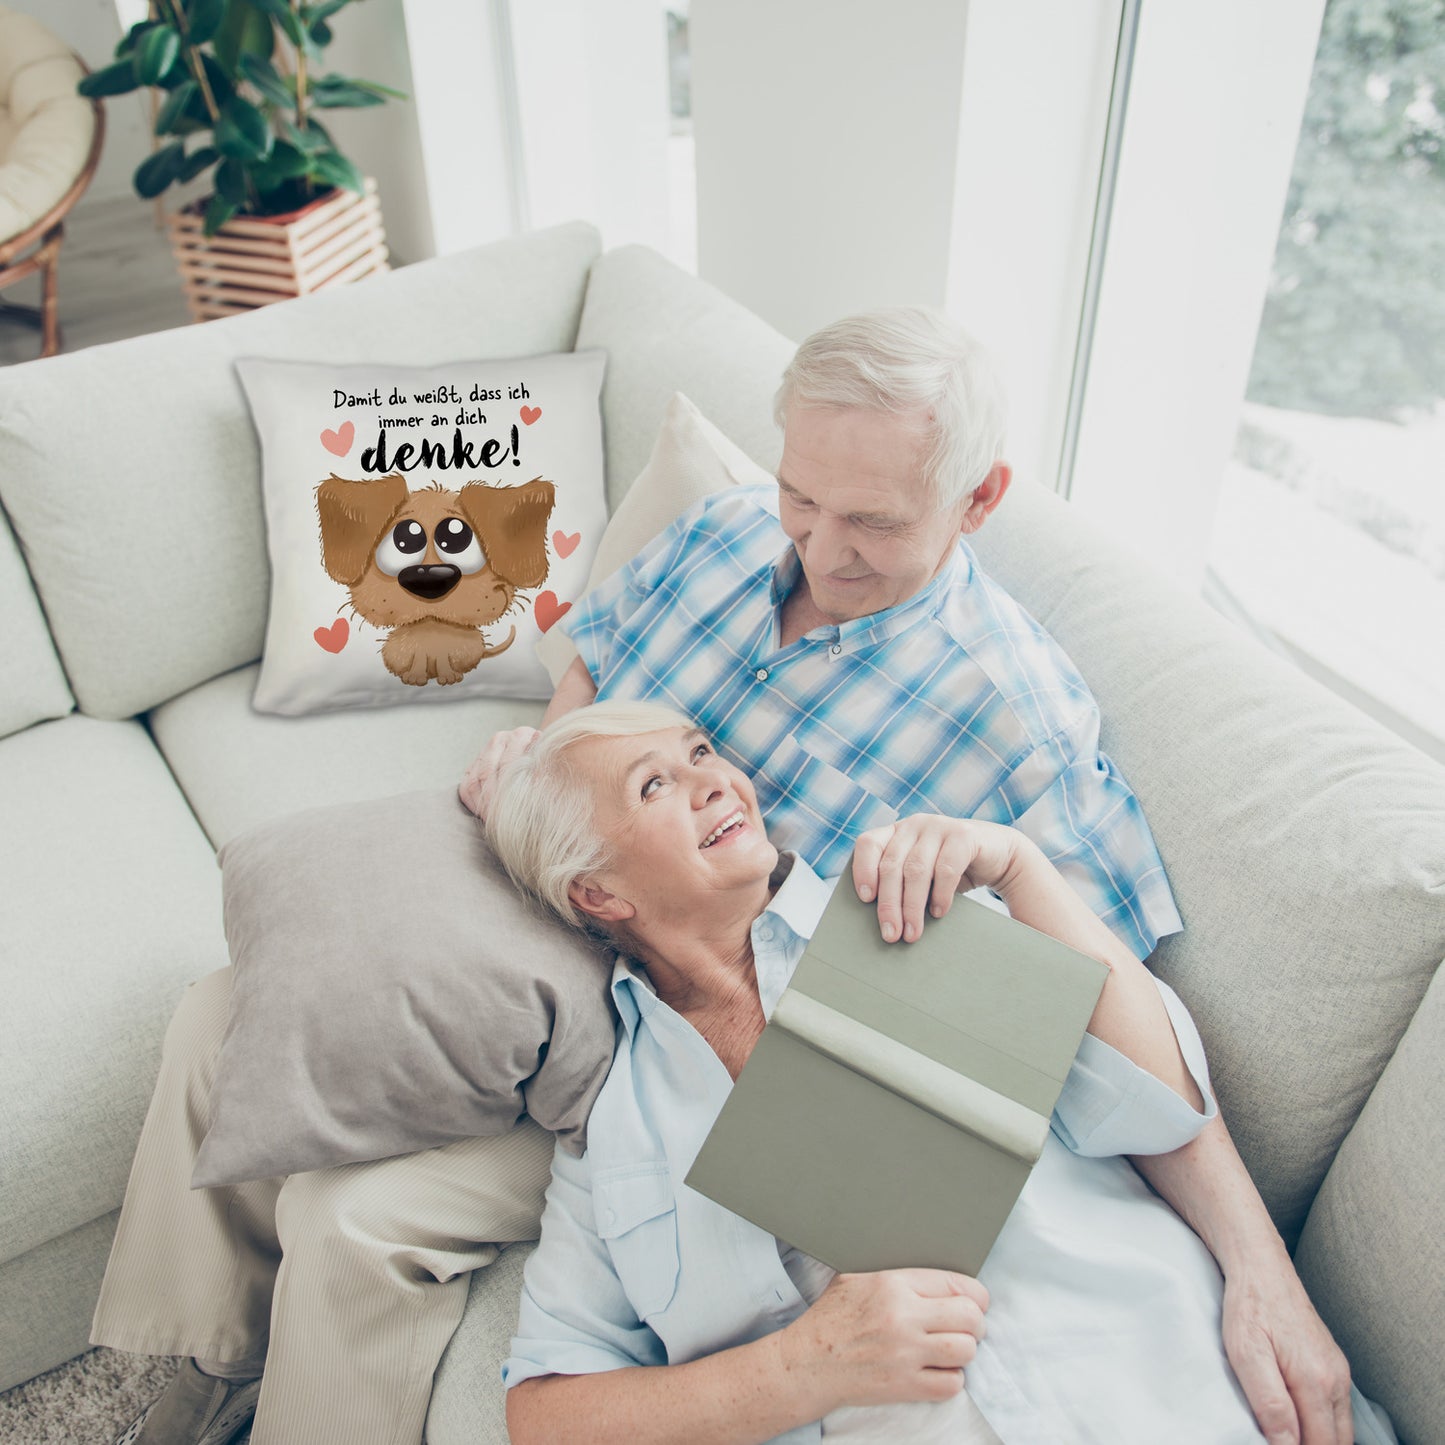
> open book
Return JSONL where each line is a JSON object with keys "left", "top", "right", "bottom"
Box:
{"left": 685, "top": 884, "right": 1109, "bottom": 1275}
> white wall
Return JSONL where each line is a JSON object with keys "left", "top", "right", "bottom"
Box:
{"left": 1067, "top": 1, "right": 1326, "bottom": 583}
{"left": 509, "top": 0, "right": 671, "bottom": 253}
{"left": 946, "top": 0, "right": 1121, "bottom": 495}
{"left": 690, "top": 0, "right": 972, "bottom": 342}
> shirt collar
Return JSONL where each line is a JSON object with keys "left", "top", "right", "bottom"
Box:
{"left": 767, "top": 542, "right": 972, "bottom": 651}
{"left": 609, "top": 851, "right": 835, "bottom": 1037}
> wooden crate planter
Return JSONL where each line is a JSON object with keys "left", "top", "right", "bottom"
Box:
{"left": 166, "top": 179, "right": 389, "bottom": 322}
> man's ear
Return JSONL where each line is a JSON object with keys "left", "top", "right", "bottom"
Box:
{"left": 567, "top": 878, "right": 635, "bottom": 925}
{"left": 315, "top": 473, "right": 410, "bottom": 584}
{"left": 958, "top": 462, "right": 1012, "bottom": 536}
{"left": 459, "top": 477, "right": 556, "bottom": 587}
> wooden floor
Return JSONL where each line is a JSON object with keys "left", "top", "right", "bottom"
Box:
{"left": 0, "top": 194, "right": 193, "bottom": 367}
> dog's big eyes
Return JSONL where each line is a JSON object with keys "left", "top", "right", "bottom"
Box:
{"left": 374, "top": 520, "right": 428, "bottom": 576}
{"left": 434, "top": 516, "right": 486, "bottom": 575}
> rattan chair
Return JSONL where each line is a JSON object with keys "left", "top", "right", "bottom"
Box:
{"left": 0, "top": 7, "right": 104, "bottom": 359}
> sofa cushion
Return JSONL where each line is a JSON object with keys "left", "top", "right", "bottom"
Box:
{"left": 427, "top": 1241, "right": 535, "bottom": 1445}
{"left": 0, "top": 222, "right": 601, "bottom": 721}
{"left": 0, "top": 715, "right": 227, "bottom": 1267}
{"left": 575, "top": 245, "right": 795, "bottom": 511}
{"left": 968, "top": 478, "right": 1445, "bottom": 1244}
{"left": 535, "top": 392, "right": 767, "bottom": 685}
{"left": 1295, "top": 958, "right": 1445, "bottom": 1445}
{"left": 0, "top": 502, "right": 71, "bottom": 738}
{"left": 148, "top": 663, "right": 543, "bottom": 849}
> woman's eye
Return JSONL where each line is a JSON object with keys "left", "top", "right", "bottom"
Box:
{"left": 641, "top": 775, "right": 662, "bottom": 799}
{"left": 692, "top": 743, "right": 711, "bottom": 760}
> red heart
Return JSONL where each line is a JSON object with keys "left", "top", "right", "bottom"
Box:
{"left": 314, "top": 618, "right": 349, "bottom": 653}
{"left": 520, "top": 405, "right": 542, "bottom": 426}
{"left": 533, "top": 590, "right": 571, "bottom": 633}
{"left": 321, "top": 420, "right": 355, "bottom": 457}
{"left": 552, "top": 529, "right": 581, "bottom": 558}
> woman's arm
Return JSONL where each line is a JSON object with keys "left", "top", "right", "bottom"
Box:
{"left": 509, "top": 1269, "right": 987, "bottom": 1445}
{"left": 851, "top": 815, "right": 1203, "bottom": 1108}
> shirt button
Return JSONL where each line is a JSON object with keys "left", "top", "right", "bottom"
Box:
{"left": 756, "top": 924, "right": 774, "bottom": 943}
{"left": 755, "top": 668, "right": 769, "bottom": 681}
{"left": 830, "top": 644, "right": 842, "bottom": 655}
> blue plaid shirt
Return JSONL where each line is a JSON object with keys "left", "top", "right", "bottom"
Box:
{"left": 565, "top": 485, "right": 1181, "bottom": 959}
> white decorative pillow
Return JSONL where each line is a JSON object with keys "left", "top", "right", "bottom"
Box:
{"left": 237, "top": 352, "right": 608, "bottom": 715}
{"left": 535, "top": 391, "right": 775, "bottom": 684}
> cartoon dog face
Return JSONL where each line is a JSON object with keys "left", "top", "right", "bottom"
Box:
{"left": 315, "top": 473, "right": 556, "bottom": 685}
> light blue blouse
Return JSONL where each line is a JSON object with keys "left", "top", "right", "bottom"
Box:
{"left": 504, "top": 858, "right": 1271, "bottom": 1443}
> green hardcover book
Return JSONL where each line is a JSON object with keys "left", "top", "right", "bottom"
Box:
{"left": 684, "top": 887, "right": 1110, "bottom": 1276}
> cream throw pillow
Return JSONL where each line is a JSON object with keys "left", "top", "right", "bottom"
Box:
{"left": 534, "top": 391, "right": 775, "bottom": 684}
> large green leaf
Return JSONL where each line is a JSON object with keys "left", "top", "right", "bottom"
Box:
{"left": 239, "top": 53, "right": 295, "bottom": 107}
{"left": 247, "top": 0, "right": 306, "bottom": 45}
{"left": 133, "top": 142, "right": 185, "bottom": 199}
{"left": 308, "top": 19, "right": 332, "bottom": 47}
{"left": 215, "top": 95, "right": 274, "bottom": 160}
{"left": 186, "top": 0, "right": 227, "bottom": 47}
{"left": 114, "top": 20, "right": 156, "bottom": 59}
{"left": 301, "top": 0, "right": 351, "bottom": 23}
{"left": 281, "top": 115, "right": 332, "bottom": 154}
{"left": 309, "top": 148, "right": 363, "bottom": 195}
{"left": 309, "top": 74, "right": 384, "bottom": 108}
{"left": 79, "top": 60, "right": 142, "bottom": 98}
{"left": 154, "top": 79, "right": 198, "bottom": 134}
{"left": 178, "top": 145, "right": 220, "bottom": 182}
{"left": 199, "top": 52, "right": 236, "bottom": 107}
{"left": 134, "top": 25, "right": 181, "bottom": 86}
{"left": 213, "top": 0, "right": 275, "bottom": 76}
{"left": 203, "top": 193, "right": 238, "bottom": 236}
{"left": 215, "top": 156, "right": 250, "bottom": 204}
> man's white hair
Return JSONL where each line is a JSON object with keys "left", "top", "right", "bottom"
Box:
{"left": 774, "top": 307, "right": 1008, "bottom": 510}
{"left": 487, "top": 700, "right": 697, "bottom": 931}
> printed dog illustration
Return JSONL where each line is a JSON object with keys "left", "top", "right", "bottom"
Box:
{"left": 316, "top": 472, "right": 555, "bottom": 686}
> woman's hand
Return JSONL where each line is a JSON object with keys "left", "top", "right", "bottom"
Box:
{"left": 852, "top": 815, "right": 1029, "bottom": 943}
{"left": 779, "top": 1269, "right": 989, "bottom": 1412}
{"left": 459, "top": 726, "right": 540, "bottom": 821}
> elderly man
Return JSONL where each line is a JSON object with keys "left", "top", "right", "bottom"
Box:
{"left": 95, "top": 310, "right": 1350, "bottom": 1445}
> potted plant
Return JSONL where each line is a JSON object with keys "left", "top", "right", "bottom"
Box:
{"left": 79, "top": 0, "right": 404, "bottom": 319}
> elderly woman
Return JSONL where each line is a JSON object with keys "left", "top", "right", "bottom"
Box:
{"left": 484, "top": 700, "right": 1299, "bottom": 1445}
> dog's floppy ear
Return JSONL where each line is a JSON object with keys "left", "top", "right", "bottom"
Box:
{"left": 459, "top": 478, "right": 556, "bottom": 588}
{"left": 315, "top": 473, "right": 410, "bottom": 586}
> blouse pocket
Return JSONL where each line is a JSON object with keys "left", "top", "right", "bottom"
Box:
{"left": 593, "top": 1162, "right": 681, "bottom": 1321}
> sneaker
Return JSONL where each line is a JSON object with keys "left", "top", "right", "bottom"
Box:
{"left": 112, "top": 1358, "right": 262, "bottom": 1445}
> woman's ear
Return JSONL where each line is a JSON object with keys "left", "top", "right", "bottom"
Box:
{"left": 567, "top": 879, "right": 635, "bottom": 924}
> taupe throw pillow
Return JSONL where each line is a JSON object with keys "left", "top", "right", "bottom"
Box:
{"left": 192, "top": 789, "right": 617, "bottom": 1188}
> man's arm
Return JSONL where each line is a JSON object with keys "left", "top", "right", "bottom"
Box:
{"left": 543, "top": 654, "right": 599, "bottom": 725}
{"left": 1131, "top": 1120, "right": 1353, "bottom": 1445}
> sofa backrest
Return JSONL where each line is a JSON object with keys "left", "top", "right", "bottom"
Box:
{"left": 970, "top": 477, "right": 1445, "bottom": 1245}
{"left": 0, "top": 221, "right": 602, "bottom": 721}
{"left": 0, "top": 501, "right": 71, "bottom": 738}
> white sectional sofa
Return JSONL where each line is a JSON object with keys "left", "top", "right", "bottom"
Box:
{"left": 1, "top": 222, "right": 1441, "bottom": 1443}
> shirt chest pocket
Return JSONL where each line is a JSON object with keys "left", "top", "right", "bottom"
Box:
{"left": 758, "top": 731, "right": 898, "bottom": 866}
{"left": 593, "top": 1164, "right": 681, "bottom": 1322}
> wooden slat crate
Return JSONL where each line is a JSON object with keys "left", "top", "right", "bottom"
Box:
{"left": 165, "top": 179, "right": 390, "bottom": 322}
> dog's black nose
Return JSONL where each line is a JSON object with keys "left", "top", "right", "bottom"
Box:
{"left": 398, "top": 564, "right": 461, "bottom": 600}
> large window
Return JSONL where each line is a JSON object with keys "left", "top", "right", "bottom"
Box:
{"left": 1206, "top": 0, "right": 1445, "bottom": 757}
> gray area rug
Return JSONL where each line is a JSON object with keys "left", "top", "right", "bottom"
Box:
{"left": 0, "top": 1350, "right": 243, "bottom": 1445}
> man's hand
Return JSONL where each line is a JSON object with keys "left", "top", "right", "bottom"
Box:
{"left": 1221, "top": 1262, "right": 1353, "bottom": 1445}
{"left": 458, "top": 726, "right": 540, "bottom": 821}
{"left": 851, "top": 814, "right": 1026, "bottom": 943}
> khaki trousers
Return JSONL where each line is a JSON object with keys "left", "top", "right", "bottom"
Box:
{"left": 91, "top": 968, "right": 555, "bottom": 1445}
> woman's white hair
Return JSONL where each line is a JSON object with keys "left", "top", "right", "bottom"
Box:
{"left": 486, "top": 699, "right": 697, "bottom": 932}
{"left": 774, "top": 307, "right": 1007, "bottom": 510}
